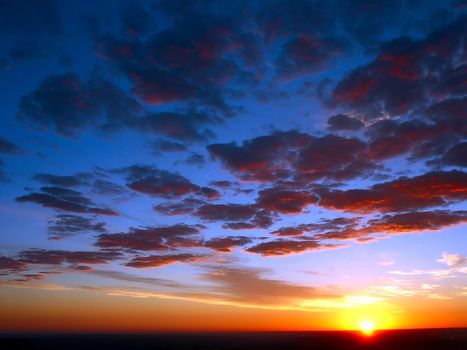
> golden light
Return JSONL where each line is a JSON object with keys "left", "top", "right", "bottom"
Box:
{"left": 359, "top": 320, "right": 375, "bottom": 335}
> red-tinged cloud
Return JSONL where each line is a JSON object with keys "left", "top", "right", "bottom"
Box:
{"left": 94, "top": 11, "right": 255, "bottom": 115}
{"left": 208, "top": 131, "right": 302, "bottom": 182}
{"left": 246, "top": 239, "right": 345, "bottom": 257}
{"left": 332, "top": 17, "right": 467, "bottom": 117}
{"left": 366, "top": 119, "right": 438, "bottom": 160}
{"left": 0, "top": 256, "right": 27, "bottom": 272}
{"left": 365, "top": 210, "right": 467, "bottom": 234}
{"left": 270, "top": 226, "right": 308, "bottom": 237}
{"left": 125, "top": 253, "right": 207, "bottom": 268}
{"left": 208, "top": 131, "right": 376, "bottom": 182}
{"left": 256, "top": 187, "right": 318, "bottom": 214}
{"left": 295, "top": 134, "right": 373, "bottom": 181}
{"left": 96, "top": 224, "right": 201, "bottom": 251}
{"left": 203, "top": 236, "right": 253, "bottom": 253}
{"left": 16, "top": 186, "right": 117, "bottom": 216}
{"left": 222, "top": 222, "right": 257, "bottom": 230}
{"left": 319, "top": 170, "right": 467, "bottom": 213}
{"left": 315, "top": 210, "right": 467, "bottom": 242}
{"left": 362, "top": 96, "right": 467, "bottom": 162}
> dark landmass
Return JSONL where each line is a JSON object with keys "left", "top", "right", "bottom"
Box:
{"left": 1, "top": 328, "right": 466, "bottom": 350}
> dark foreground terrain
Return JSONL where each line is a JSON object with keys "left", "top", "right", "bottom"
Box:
{"left": 1, "top": 328, "right": 466, "bottom": 350}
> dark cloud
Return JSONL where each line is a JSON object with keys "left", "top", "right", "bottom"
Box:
{"left": 90, "top": 270, "right": 183, "bottom": 289}
{"left": 327, "top": 114, "right": 364, "bottom": 131}
{"left": 33, "top": 172, "right": 90, "bottom": 187}
{"left": 96, "top": 224, "right": 201, "bottom": 251}
{"left": 335, "top": 0, "right": 403, "bottom": 46}
{"left": 0, "top": 136, "right": 23, "bottom": 155}
{"left": 154, "top": 198, "right": 206, "bottom": 216}
{"left": 48, "top": 214, "right": 107, "bottom": 240}
{"left": 440, "top": 142, "right": 467, "bottom": 167}
{"left": 16, "top": 186, "right": 117, "bottom": 215}
{"left": 0, "top": 159, "right": 8, "bottom": 182}
{"left": 18, "top": 249, "right": 121, "bottom": 266}
{"left": 126, "top": 253, "right": 207, "bottom": 268}
{"left": 17, "top": 73, "right": 141, "bottom": 137}
{"left": 194, "top": 203, "right": 274, "bottom": 229}
{"left": 1, "top": 41, "right": 55, "bottom": 68}
{"left": 275, "top": 35, "right": 349, "bottom": 79}
{"left": 152, "top": 140, "right": 188, "bottom": 153}
{"left": 119, "top": 1, "right": 153, "bottom": 37}
{"left": 90, "top": 179, "right": 128, "bottom": 196}
{"left": 195, "top": 203, "right": 256, "bottom": 222}
{"left": 184, "top": 153, "right": 206, "bottom": 167}
{"left": 270, "top": 217, "right": 358, "bottom": 237}
{"left": 31, "top": 171, "right": 128, "bottom": 197}
{"left": 433, "top": 63, "right": 467, "bottom": 98}
{"left": 97, "top": 223, "right": 253, "bottom": 255}
{"left": 128, "top": 112, "right": 216, "bottom": 143}
{"left": 257, "top": 0, "right": 335, "bottom": 42}
{"left": 119, "top": 165, "right": 219, "bottom": 199}
{"left": 319, "top": 170, "right": 467, "bottom": 213}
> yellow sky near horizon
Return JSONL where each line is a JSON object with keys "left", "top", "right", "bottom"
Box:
{"left": 1, "top": 284, "right": 466, "bottom": 333}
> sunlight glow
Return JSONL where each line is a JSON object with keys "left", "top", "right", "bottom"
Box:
{"left": 359, "top": 320, "right": 375, "bottom": 335}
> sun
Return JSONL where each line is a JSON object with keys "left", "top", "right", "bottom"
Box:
{"left": 359, "top": 320, "right": 375, "bottom": 335}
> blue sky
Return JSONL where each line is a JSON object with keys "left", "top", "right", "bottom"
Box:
{"left": 0, "top": 0, "right": 466, "bottom": 331}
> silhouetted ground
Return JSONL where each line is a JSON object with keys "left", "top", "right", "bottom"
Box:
{"left": 1, "top": 328, "right": 466, "bottom": 350}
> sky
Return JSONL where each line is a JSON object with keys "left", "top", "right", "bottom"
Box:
{"left": 0, "top": 0, "right": 466, "bottom": 333}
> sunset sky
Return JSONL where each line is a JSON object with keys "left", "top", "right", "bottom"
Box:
{"left": 0, "top": 0, "right": 466, "bottom": 332}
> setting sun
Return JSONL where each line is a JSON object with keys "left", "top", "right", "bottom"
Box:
{"left": 359, "top": 320, "right": 375, "bottom": 335}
